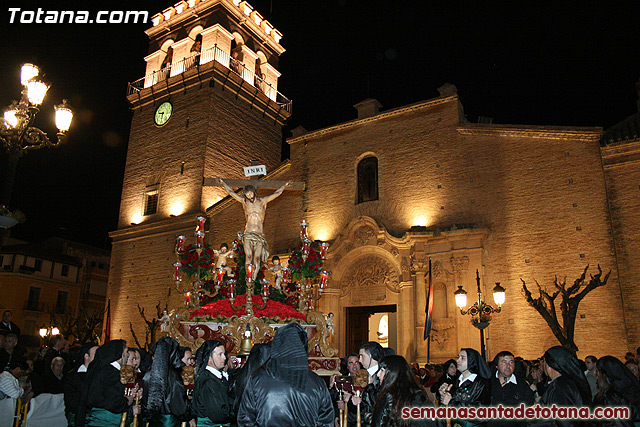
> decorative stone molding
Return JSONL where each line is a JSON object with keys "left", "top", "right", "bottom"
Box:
{"left": 450, "top": 256, "right": 469, "bottom": 272}
{"left": 354, "top": 226, "right": 375, "bottom": 246}
{"left": 341, "top": 255, "right": 400, "bottom": 300}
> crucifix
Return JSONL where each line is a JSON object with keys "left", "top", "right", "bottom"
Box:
{"left": 203, "top": 170, "right": 304, "bottom": 282}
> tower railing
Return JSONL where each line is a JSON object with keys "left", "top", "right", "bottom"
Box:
{"left": 127, "top": 45, "right": 292, "bottom": 113}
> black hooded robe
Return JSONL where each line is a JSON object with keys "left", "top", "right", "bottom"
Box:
{"left": 236, "top": 323, "right": 334, "bottom": 427}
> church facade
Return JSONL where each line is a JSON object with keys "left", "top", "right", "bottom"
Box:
{"left": 107, "top": 0, "right": 640, "bottom": 362}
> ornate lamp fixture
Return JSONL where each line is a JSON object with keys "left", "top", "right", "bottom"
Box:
{"left": 454, "top": 269, "right": 506, "bottom": 359}
{"left": 1, "top": 63, "right": 74, "bottom": 204}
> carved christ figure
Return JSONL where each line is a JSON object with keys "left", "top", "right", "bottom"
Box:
{"left": 221, "top": 179, "right": 291, "bottom": 281}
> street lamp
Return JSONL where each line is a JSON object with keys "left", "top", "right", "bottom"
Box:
{"left": 0, "top": 63, "right": 74, "bottom": 205}
{"left": 39, "top": 326, "right": 60, "bottom": 339}
{"left": 454, "top": 269, "right": 506, "bottom": 360}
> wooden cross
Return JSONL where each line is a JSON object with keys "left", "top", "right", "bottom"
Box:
{"left": 202, "top": 177, "right": 304, "bottom": 191}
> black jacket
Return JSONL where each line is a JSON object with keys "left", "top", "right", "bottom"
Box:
{"left": 63, "top": 369, "right": 86, "bottom": 415}
{"left": 450, "top": 376, "right": 490, "bottom": 407}
{"left": 192, "top": 369, "right": 233, "bottom": 424}
{"left": 488, "top": 375, "right": 534, "bottom": 427}
{"left": 536, "top": 375, "right": 585, "bottom": 427}
{"left": 372, "top": 391, "right": 440, "bottom": 427}
{"left": 237, "top": 366, "right": 334, "bottom": 427}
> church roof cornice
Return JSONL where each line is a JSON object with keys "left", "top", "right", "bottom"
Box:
{"left": 287, "top": 94, "right": 459, "bottom": 145}
{"left": 457, "top": 123, "right": 602, "bottom": 141}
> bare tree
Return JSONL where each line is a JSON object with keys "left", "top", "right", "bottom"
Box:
{"left": 50, "top": 306, "right": 104, "bottom": 344}
{"left": 521, "top": 264, "right": 610, "bottom": 352}
{"left": 128, "top": 302, "right": 166, "bottom": 351}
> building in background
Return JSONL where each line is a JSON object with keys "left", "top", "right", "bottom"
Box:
{"left": 107, "top": 0, "right": 640, "bottom": 361}
{"left": 0, "top": 237, "right": 109, "bottom": 348}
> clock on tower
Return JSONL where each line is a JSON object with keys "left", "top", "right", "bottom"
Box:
{"left": 109, "top": 0, "right": 291, "bottom": 342}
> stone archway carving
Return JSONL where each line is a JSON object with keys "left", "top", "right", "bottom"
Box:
{"left": 340, "top": 254, "right": 400, "bottom": 304}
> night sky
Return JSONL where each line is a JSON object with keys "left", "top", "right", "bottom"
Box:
{"left": 1, "top": 0, "right": 639, "bottom": 248}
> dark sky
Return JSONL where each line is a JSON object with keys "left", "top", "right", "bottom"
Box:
{"left": 1, "top": 0, "right": 639, "bottom": 248}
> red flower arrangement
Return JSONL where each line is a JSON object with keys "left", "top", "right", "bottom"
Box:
{"left": 180, "top": 244, "right": 216, "bottom": 281}
{"left": 190, "top": 294, "right": 306, "bottom": 322}
{"left": 288, "top": 247, "right": 324, "bottom": 281}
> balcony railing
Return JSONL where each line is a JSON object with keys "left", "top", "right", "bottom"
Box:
{"left": 127, "top": 45, "right": 292, "bottom": 113}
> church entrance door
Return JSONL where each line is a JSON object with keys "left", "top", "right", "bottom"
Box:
{"left": 345, "top": 305, "right": 396, "bottom": 354}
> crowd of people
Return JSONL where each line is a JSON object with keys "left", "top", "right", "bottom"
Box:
{"left": 1, "top": 307, "right": 640, "bottom": 427}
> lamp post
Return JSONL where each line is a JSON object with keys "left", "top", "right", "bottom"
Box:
{"left": 39, "top": 325, "right": 60, "bottom": 344}
{"left": 454, "top": 269, "right": 506, "bottom": 360}
{"left": 0, "top": 63, "right": 73, "bottom": 205}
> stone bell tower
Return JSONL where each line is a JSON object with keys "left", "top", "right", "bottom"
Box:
{"left": 107, "top": 0, "right": 291, "bottom": 342}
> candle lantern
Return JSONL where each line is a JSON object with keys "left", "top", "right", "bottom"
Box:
{"left": 319, "top": 270, "right": 330, "bottom": 289}
{"left": 300, "top": 219, "right": 309, "bottom": 239}
{"left": 302, "top": 238, "right": 311, "bottom": 261}
{"left": 173, "top": 262, "right": 182, "bottom": 285}
{"left": 261, "top": 279, "right": 270, "bottom": 297}
{"left": 176, "top": 235, "right": 186, "bottom": 253}
{"left": 281, "top": 266, "right": 290, "bottom": 283}
{"left": 185, "top": 292, "right": 191, "bottom": 306}
{"left": 195, "top": 216, "right": 206, "bottom": 232}
{"left": 320, "top": 242, "right": 329, "bottom": 259}
{"left": 216, "top": 268, "right": 225, "bottom": 283}
{"left": 246, "top": 264, "right": 255, "bottom": 282}
{"left": 194, "top": 231, "right": 204, "bottom": 247}
{"left": 228, "top": 279, "right": 236, "bottom": 299}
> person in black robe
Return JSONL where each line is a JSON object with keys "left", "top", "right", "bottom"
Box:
{"left": 76, "top": 339, "right": 140, "bottom": 427}
{"left": 536, "top": 346, "right": 592, "bottom": 427}
{"left": 440, "top": 348, "right": 491, "bottom": 427}
{"left": 63, "top": 343, "right": 98, "bottom": 427}
{"left": 192, "top": 340, "right": 234, "bottom": 426}
{"left": 595, "top": 355, "right": 640, "bottom": 427}
{"left": 143, "top": 336, "right": 192, "bottom": 426}
{"left": 231, "top": 342, "right": 271, "bottom": 415}
{"left": 237, "top": 322, "right": 334, "bottom": 427}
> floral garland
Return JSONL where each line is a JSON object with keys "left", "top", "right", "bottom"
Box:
{"left": 179, "top": 244, "right": 216, "bottom": 281}
{"left": 190, "top": 294, "right": 306, "bottom": 321}
{"left": 195, "top": 240, "right": 299, "bottom": 310}
{"left": 288, "top": 247, "right": 323, "bottom": 281}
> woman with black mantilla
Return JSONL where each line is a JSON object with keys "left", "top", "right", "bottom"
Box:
{"left": 533, "top": 346, "right": 592, "bottom": 427}
{"left": 440, "top": 348, "right": 491, "bottom": 427}
{"left": 143, "top": 337, "right": 193, "bottom": 427}
{"left": 595, "top": 355, "right": 640, "bottom": 427}
{"left": 193, "top": 340, "right": 234, "bottom": 427}
{"left": 372, "top": 354, "right": 440, "bottom": 427}
{"left": 76, "top": 340, "right": 141, "bottom": 426}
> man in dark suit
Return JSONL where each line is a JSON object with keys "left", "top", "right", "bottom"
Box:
{"left": 0, "top": 310, "right": 20, "bottom": 337}
{"left": 489, "top": 350, "right": 534, "bottom": 427}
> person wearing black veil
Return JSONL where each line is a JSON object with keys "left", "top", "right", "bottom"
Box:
{"left": 143, "top": 337, "right": 192, "bottom": 427}
{"left": 237, "top": 322, "right": 334, "bottom": 427}
{"left": 192, "top": 340, "right": 234, "bottom": 426}
{"left": 63, "top": 342, "right": 98, "bottom": 426}
{"left": 534, "top": 346, "right": 592, "bottom": 427}
{"left": 431, "top": 359, "right": 458, "bottom": 405}
{"left": 440, "top": 348, "right": 492, "bottom": 427}
{"left": 230, "top": 342, "right": 271, "bottom": 415}
{"left": 76, "top": 339, "right": 141, "bottom": 427}
{"left": 595, "top": 356, "right": 640, "bottom": 427}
